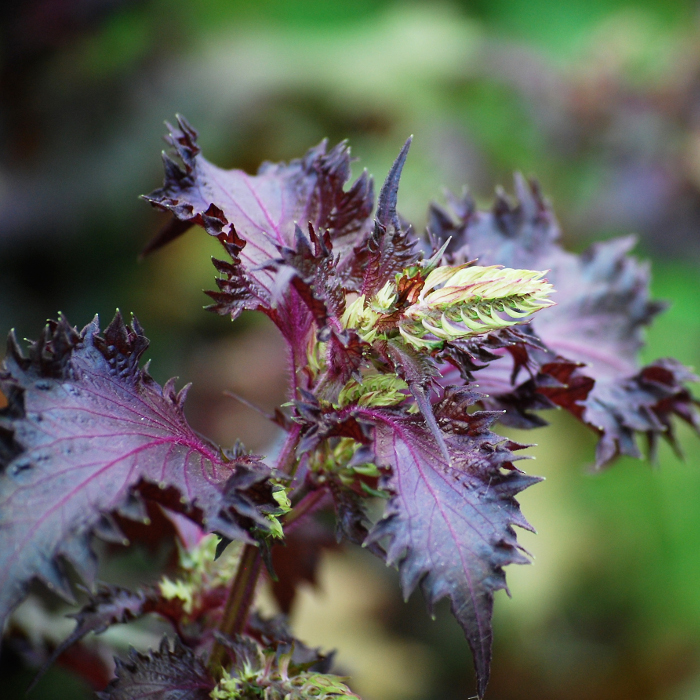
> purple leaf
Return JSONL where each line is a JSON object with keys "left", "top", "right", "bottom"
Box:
{"left": 430, "top": 176, "right": 700, "bottom": 466}
{"left": 204, "top": 229, "right": 267, "bottom": 321}
{"left": 30, "top": 584, "right": 162, "bottom": 692}
{"left": 359, "top": 389, "right": 541, "bottom": 698}
{"left": 98, "top": 637, "right": 214, "bottom": 700}
{"left": 144, "top": 127, "right": 428, "bottom": 401}
{"left": 144, "top": 116, "right": 374, "bottom": 306}
{"left": 0, "top": 313, "right": 275, "bottom": 632}
{"left": 321, "top": 329, "right": 369, "bottom": 396}
{"left": 376, "top": 137, "right": 412, "bottom": 233}
{"left": 63, "top": 584, "right": 157, "bottom": 641}
{"left": 298, "top": 390, "right": 540, "bottom": 697}
{"left": 144, "top": 118, "right": 382, "bottom": 387}
{"left": 439, "top": 327, "right": 559, "bottom": 430}
{"left": 272, "top": 224, "right": 347, "bottom": 329}
{"left": 375, "top": 338, "right": 447, "bottom": 461}
{"left": 582, "top": 358, "right": 700, "bottom": 465}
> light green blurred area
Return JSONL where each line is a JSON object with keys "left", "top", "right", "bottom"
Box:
{"left": 2, "top": 0, "right": 700, "bottom": 698}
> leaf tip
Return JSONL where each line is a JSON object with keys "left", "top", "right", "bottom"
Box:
{"left": 376, "top": 137, "right": 413, "bottom": 229}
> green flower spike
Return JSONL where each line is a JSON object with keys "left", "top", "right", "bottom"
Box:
{"left": 342, "top": 263, "right": 554, "bottom": 351}
{"left": 399, "top": 264, "right": 554, "bottom": 350}
{"left": 341, "top": 290, "right": 391, "bottom": 344}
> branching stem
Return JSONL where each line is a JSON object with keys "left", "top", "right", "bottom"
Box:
{"left": 208, "top": 543, "right": 261, "bottom": 673}
{"left": 284, "top": 487, "right": 330, "bottom": 531}
{"left": 209, "top": 424, "right": 303, "bottom": 675}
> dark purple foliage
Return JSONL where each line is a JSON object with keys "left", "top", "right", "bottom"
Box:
{"left": 60, "top": 585, "right": 157, "bottom": 650}
{"left": 140, "top": 120, "right": 697, "bottom": 695}
{"left": 143, "top": 116, "right": 373, "bottom": 304}
{"left": 296, "top": 389, "right": 539, "bottom": 696}
{"left": 30, "top": 584, "right": 165, "bottom": 692}
{"left": 430, "top": 177, "right": 700, "bottom": 465}
{"left": 98, "top": 637, "right": 214, "bottom": 700}
{"left": 348, "top": 138, "right": 420, "bottom": 297}
{"left": 0, "top": 313, "right": 276, "bottom": 632}
{"left": 2, "top": 119, "right": 698, "bottom": 700}
{"left": 362, "top": 391, "right": 540, "bottom": 698}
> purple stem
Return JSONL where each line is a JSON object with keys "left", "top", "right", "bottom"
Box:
{"left": 208, "top": 543, "right": 262, "bottom": 673}
{"left": 208, "top": 423, "right": 303, "bottom": 674}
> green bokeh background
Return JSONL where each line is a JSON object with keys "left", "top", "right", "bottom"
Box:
{"left": 1, "top": 1, "right": 699, "bottom": 698}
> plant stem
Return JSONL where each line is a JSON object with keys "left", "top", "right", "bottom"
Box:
{"left": 208, "top": 425, "right": 303, "bottom": 675}
{"left": 209, "top": 543, "right": 262, "bottom": 673}
{"left": 284, "top": 487, "right": 330, "bottom": 531}
{"left": 276, "top": 423, "right": 302, "bottom": 475}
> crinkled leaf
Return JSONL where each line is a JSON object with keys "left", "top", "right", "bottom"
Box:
{"left": 98, "top": 637, "right": 214, "bottom": 700}
{"left": 439, "top": 326, "right": 557, "bottom": 429}
{"left": 295, "top": 392, "right": 371, "bottom": 456}
{"left": 144, "top": 127, "right": 429, "bottom": 398}
{"left": 377, "top": 337, "right": 440, "bottom": 390}
{"left": 430, "top": 176, "right": 700, "bottom": 465}
{"left": 144, "top": 118, "right": 382, "bottom": 378}
{"left": 31, "top": 584, "right": 164, "bottom": 691}
{"left": 375, "top": 337, "right": 448, "bottom": 460}
{"left": 0, "top": 313, "right": 276, "bottom": 633}
{"left": 204, "top": 229, "right": 267, "bottom": 321}
{"left": 144, "top": 116, "right": 374, "bottom": 306}
{"left": 360, "top": 389, "right": 541, "bottom": 698}
{"left": 62, "top": 585, "right": 157, "bottom": 650}
{"left": 296, "top": 391, "right": 540, "bottom": 698}
{"left": 272, "top": 224, "right": 347, "bottom": 329}
{"left": 581, "top": 358, "right": 700, "bottom": 465}
{"left": 36, "top": 570, "right": 235, "bottom": 688}
{"left": 440, "top": 326, "right": 545, "bottom": 386}
{"left": 321, "top": 329, "right": 370, "bottom": 398}
{"left": 267, "top": 225, "right": 371, "bottom": 400}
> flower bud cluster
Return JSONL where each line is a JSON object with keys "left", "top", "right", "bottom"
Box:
{"left": 342, "top": 263, "right": 554, "bottom": 351}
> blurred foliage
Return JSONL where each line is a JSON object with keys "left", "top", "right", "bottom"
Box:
{"left": 1, "top": 0, "right": 699, "bottom": 699}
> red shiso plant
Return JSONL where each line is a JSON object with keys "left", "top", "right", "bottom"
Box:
{"left": 1, "top": 117, "right": 698, "bottom": 699}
